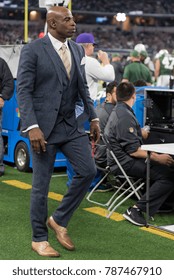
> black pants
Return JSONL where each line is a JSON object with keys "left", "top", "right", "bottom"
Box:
{"left": 123, "top": 159, "right": 174, "bottom": 216}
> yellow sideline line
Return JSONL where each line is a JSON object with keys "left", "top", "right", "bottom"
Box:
{"left": 2, "top": 180, "right": 63, "bottom": 201}
{"left": 2, "top": 180, "right": 32, "bottom": 190}
{"left": 141, "top": 226, "right": 174, "bottom": 241}
{"left": 85, "top": 206, "right": 174, "bottom": 240}
{"left": 84, "top": 206, "right": 124, "bottom": 221}
{"left": 48, "top": 192, "right": 63, "bottom": 201}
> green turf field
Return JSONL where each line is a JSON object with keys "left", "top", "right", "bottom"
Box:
{"left": 0, "top": 165, "right": 174, "bottom": 260}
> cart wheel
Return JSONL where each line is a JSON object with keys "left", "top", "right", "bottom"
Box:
{"left": 14, "top": 142, "right": 30, "bottom": 172}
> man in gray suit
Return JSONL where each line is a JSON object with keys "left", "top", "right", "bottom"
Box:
{"left": 17, "top": 6, "right": 100, "bottom": 257}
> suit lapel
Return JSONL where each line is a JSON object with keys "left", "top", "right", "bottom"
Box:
{"left": 42, "top": 35, "right": 66, "bottom": 85}
{"left": 69, "top": 53, "right": 75, "bottom": 83}
{"left": 41, "top": 37, "right": 84, "bottom": 87}
{"left": 68, "top": 41, "right": 81, "bottom": 75}
{"left": 68, "top": 41, "right": 81, "bottom": 82}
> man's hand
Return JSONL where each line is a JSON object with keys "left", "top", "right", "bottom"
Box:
{"left": 90, "top": 120, "right": 101, "bottom": 144}
{"left": 151, "top": 152, "right": 174, "bottom": 166}
{"left": 97, "top": 50, "right": 110, "bottom": 65}
{"left": 0, "top": 97, "right": 4, "bottom": 108}
{"left": 141, "top": 128, "right": 150, "bottom": 140}
{"left": 28, "top": 127, "right": 47, "bottom": 154}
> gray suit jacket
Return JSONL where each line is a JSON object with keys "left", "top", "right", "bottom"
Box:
{"left": 17, "top": 35, "right": 97, "bottom": 139}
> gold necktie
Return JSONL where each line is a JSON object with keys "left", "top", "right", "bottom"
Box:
{"left": 59, "top": 44, "right": 71, "bottom": 78}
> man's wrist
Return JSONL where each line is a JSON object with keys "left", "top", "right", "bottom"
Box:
{"left": 22, "top": 124, "right": 39, "bottom": 133}
{"left": 150, "top": 152, "right": 157, "bottom": 161}
{"left": 91, "top": 118, "right": 99, "bottom": 122}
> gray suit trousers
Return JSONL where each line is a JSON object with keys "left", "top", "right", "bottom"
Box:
{"left": 30, "top": 133, "right": 97, "bottom": 242}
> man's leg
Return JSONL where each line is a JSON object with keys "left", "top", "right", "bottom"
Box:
{"left": 127, "top": 159, "right": 174, "bottom": 216}
{"left": 52, "top": 134, "right": 97, "bottom": 227}
{"left": 137, "top": 163, "right": 174, "bottom": 216}
{"left": 31, "top": 144, "right": 57, "bottom": 242}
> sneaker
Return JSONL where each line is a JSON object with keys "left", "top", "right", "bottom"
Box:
{"left": 123, "top": 207, "right": 146, "bottom": 226}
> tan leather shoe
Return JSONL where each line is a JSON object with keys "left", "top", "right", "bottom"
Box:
{"left": 32, "top": 241, "right": 60, "bottom": 257}
{"left": 47, "top": 216, "right": 75, "bottom": 251}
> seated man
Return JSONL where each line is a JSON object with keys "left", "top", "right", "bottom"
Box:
{"left": 94, "top": 81, "right": 117, "bottom": 167}
{"left": 90, "top": 81, "right": 117, "bottom": 192}
{"left": 104, "top": 82, "right": 174, "bottom": 226}
{"left": 67, "top": 81, "right": 117, "bottom": 192}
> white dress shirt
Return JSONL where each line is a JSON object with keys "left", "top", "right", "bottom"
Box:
{"left": 48, "top": 32, "right": 72, "bottom": 68}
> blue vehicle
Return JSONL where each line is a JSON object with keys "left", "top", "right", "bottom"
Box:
{"left": 2, "top": 80, "right": 67, "bottom": 171}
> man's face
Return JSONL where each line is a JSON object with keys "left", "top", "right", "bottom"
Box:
{"left": 52, "top": 9, "right": 76, "bottom": 41}
{"left": 132, "top": 92, "right": 136, "bottom": 105}
{"left": 111, "top": 86, "right": 117, "bottom": 105}
{"left": 83, "top": 43, "right": 95, "bottom": 56}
